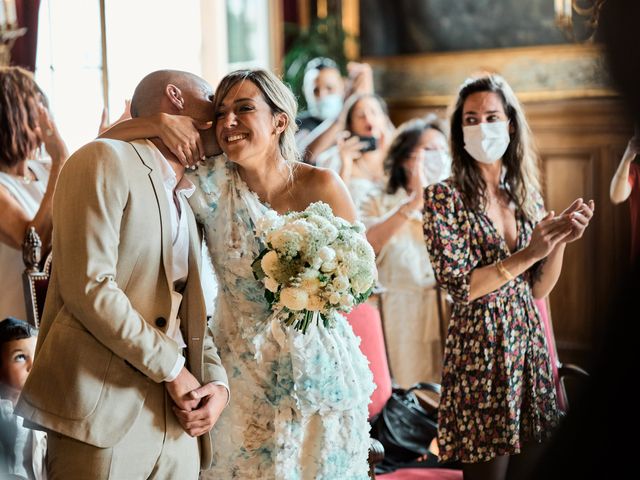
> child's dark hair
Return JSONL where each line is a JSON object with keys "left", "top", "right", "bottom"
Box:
{"left": 0, "top": 318, "right": 37, "bottom": 354}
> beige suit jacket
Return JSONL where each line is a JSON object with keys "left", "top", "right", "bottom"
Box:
{"left": 16, "top": 139, "right": 227, "bottom": 469}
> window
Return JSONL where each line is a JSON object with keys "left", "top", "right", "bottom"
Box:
{"left": 36, "top": 0, "right": 103, "bottom": 152}
{"left": 226, "top": 0, "right": 272, "bottom": 71}
{"left": 35, "top": 0, "right": 281, "bottom": 153}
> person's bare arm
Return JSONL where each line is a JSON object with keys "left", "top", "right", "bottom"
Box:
{"left": 366, "top": 166, "right": 426, "bottom": 254}
{"left": 99, "top": 113, "right": 211, "bottom": 167}
{"left": 468, "top": 199, "right": 594, "bottom": 301}
{"left": 300, "top": 117, "right": 344, "bottom": 164}
{"left": 97, "top": 99, "right": 132, "bottom": 135}
{"left": 530, "top": 198, "right": 595, "bottom": 299}
{"left": 0, "top": 106, "right": 67, "bottom": 250}
{"left": 468, "top": 211, "right": 572, "bottom": 301}
{"left": 610, "top": 136, "right": 639, "bottom": 203}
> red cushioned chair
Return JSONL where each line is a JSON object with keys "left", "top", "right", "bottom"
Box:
{"left": 534, "top": 297, "right": 588, "bottom": 412}
{"left": 345, "top": 302, "right": 462, "bottom": 480}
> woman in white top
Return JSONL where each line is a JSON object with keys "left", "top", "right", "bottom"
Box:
{"left": 316, "top": 93, "right": 394, "bottom": 211}
{"left": 361, "top": 115, "right": 451, "bottom": 387}
{"left": 0, "top": 67, "right": 68, "bottom": 320}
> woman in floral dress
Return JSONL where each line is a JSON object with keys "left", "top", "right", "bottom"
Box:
{"left": 423, "top": 75, "right": 594, "bottom": 480}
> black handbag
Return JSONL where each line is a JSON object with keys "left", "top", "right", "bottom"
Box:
{"left": 370, "top": 382, "right": 440, "bottom": 467}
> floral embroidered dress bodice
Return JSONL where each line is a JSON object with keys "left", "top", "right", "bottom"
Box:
{"left": 190, "top": 157, "right": 374, "bottom": 480}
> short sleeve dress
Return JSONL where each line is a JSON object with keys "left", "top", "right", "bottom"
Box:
{"left": 423, "top": 180, "right": 560, "bottom": 463}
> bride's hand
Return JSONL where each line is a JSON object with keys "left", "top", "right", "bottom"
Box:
{"left": 155, "top": 113, "right": 213, "bottom": 167}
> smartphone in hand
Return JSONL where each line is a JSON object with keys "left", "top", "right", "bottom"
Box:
{"left": 357, "top": 135, "right": 377, "bottom": 153}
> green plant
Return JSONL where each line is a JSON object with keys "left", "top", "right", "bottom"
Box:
{"left": 283, "top": 15, "right": 351, "bottom": 112}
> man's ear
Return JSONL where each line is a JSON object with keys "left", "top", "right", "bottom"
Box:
{"left": 166, "top": 84, "right": 185, "bottom": 112}
{"left": 273, "top": 112, "right": 288, "bottom": 134}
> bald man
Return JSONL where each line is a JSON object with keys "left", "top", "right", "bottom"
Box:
{"left": 16, "top": 70, "right": 228, "bottom": 479}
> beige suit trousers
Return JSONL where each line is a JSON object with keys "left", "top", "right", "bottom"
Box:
{"left": 45, "top": 381, "right": 199, "bottom": 480}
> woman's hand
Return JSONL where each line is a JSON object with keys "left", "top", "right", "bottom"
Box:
{"left": 345, "top": 62, "right": 374, "bottom": 97}
{"left": 559, "top": 198, "right": 595, "bottom": 243}
{"left": 406, "top": 161, "right": 428, "bottom": 211}
{"left": 624, "top": 136, "right": 640, "bottom": 160}
{"left": 155, "top": 113, "right": 212, "bottom": 167}
{"left": 337, "top": 132, "right": 365, "bottom": 170}
{"left": 36, "top": 104, "right": 68, "bottom": 166}
{"left": 524, "top": 211, "right": 573, "bottom": 262}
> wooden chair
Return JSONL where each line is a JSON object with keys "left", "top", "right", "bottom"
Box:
{"left": 21, "top": 226, "right": 52, "bottom": 327}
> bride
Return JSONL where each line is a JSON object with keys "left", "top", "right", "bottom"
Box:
{"left": 104, "top": 69, "right": 374, "bottom": 479}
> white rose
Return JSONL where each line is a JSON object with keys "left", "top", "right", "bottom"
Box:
{"left": 307, "top": 295, "right": 325, "bottom": 311}
{"left": 340, "top": 294, "right": 354, "bottom": 308}
{"left": 264, "top": 276, "right": 279, "bottom": 293}
{"left": 280, "top": 288, "right": 308, "bottom": 311}
{"left": 332, "top": 276, "right": 349, "bottom": 291}
{"left": 301, "top": 277, "right": 321, "bottom": 295}
{"left": 310, "top": 256, "right": 323, "bottom": 270}
{"left": 261, "top": 250, "right": 280, "bottom": 277}
{"left": 318, "top": 246, "right": 336, "bottom": 262}
{"left": 301, "top": 268, "right": 319, "bottom": 280}
{"left": 352, "top": 273, "right": 373, "bottom": 294}
{"left": 329, "top": 292, "right": 341, "bottom": 305}
{"left": 320, "top": 259, "right": 337, "bottom": 273}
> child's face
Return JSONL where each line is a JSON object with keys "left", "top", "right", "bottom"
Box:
{"left": 0, "top": 336, "right": 36, "bottom": 391}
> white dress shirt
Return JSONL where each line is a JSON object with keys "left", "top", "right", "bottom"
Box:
{"left": 147, "top": 143, "right": 228, "bottom": 401}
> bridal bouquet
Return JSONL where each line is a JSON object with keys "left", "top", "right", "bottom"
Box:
{"left": 252, "top": 201, "right": 377, "bottom": 334}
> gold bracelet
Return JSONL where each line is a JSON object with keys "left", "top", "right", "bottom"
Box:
{"left": 495, "top": 260, "right": 514, "bottom": 281}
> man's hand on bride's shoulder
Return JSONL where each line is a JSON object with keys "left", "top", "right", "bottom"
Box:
{"left": 172, "top": 383, "right": 229, "bottom": 437}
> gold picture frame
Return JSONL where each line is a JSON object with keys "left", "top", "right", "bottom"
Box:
{"left": 363, "top": 43, "right": 614, "bottom": 108}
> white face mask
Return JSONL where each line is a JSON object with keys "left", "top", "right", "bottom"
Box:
{"left": 310, "top": 93, "right": 343, "bottom": 121}
{"left": 463, "top": 121, "right": 510, "bottom": 164}
{"left": 423, "top": 150, "right": 451, "bottom": 185}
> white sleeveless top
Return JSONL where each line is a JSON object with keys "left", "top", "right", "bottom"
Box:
{"left": 0, "top": 160, "right": 51, "bottom": 320}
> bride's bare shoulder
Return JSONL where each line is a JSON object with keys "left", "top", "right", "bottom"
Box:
{"left": 292, "top": 162, "right": 356, "bottom": 221}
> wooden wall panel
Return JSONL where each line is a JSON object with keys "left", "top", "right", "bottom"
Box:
{"left": 541, "top": 151, "right": 596, "bottom": 354}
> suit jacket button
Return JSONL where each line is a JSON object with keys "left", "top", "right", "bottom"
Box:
{"left": 155, "top": 317, "right": 167, "bottom": 328}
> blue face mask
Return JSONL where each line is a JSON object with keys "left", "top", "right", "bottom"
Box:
{"left": 311, "top": 94, "right": 343, "bottom": 121}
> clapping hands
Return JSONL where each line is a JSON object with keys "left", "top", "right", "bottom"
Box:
{"left": 559, "top": 198, "right": 595, "bottom": 244}
{"left": 526, "top": 198, "right": 595, "bottom": 262}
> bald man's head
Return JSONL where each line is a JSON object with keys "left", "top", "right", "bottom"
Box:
{"left": 130, "top": 69, "right": 206, "bottom": 118}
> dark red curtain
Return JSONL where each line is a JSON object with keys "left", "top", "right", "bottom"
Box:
{"left": 10, "top": 0, "right": 42, "bottom": 71}
{"left": 283, "top": 0, "right": 300, "bottom": 51}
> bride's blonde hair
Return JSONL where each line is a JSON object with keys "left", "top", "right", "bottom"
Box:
{"left": 212, "top": 69, "right": 301, "bottom": 165}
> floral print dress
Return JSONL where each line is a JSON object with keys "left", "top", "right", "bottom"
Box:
{"left": 423, "top": 181, "right": 560, "bottom": 463}
{"left": 190, "top": 157, "right": 374, "bottom": 480}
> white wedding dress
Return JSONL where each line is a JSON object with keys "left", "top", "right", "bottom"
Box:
{"left": 190, "top": 157, "right": 375, "bottom": 480}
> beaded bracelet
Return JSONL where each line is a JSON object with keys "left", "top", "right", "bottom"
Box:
{"left": 495, "top": 260, "right": 514, "bottom": 281}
